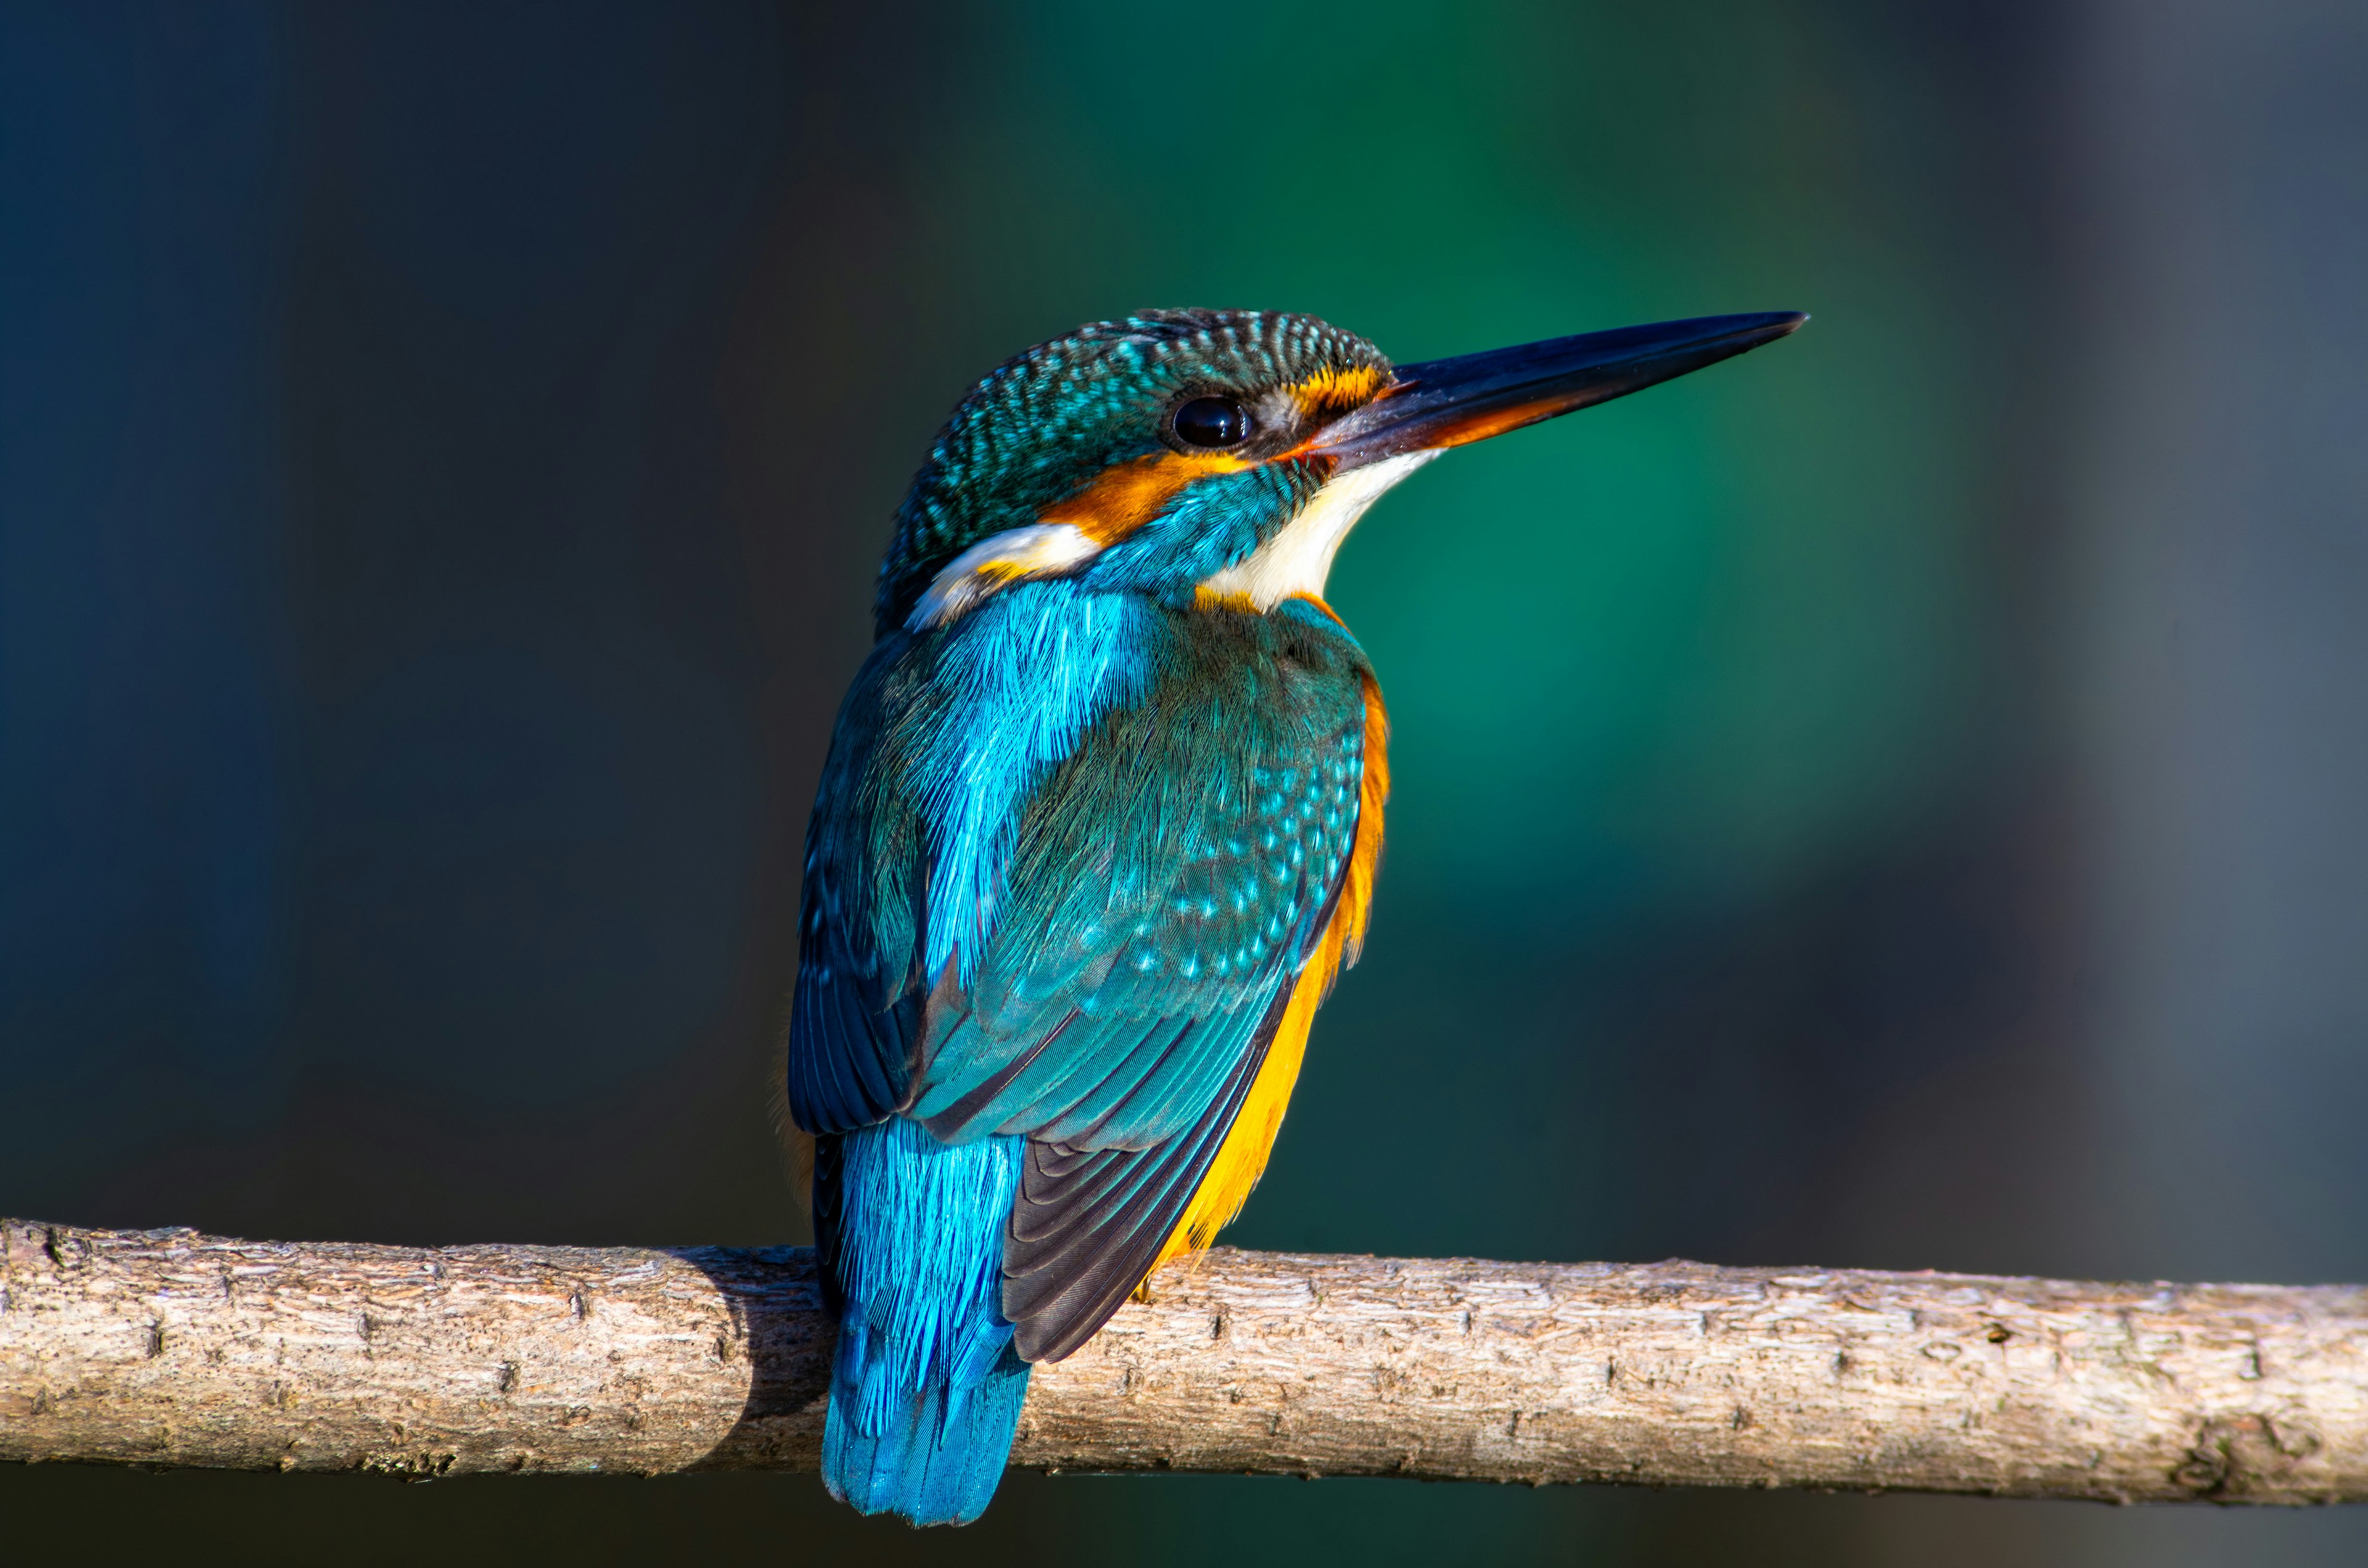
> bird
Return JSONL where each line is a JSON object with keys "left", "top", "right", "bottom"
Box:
{"left": 786, "top": 306, "right": 1803, "bottom": 1525}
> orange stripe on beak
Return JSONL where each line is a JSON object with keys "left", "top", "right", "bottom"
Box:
{"left": 1408, "top": 394, "right": 1582, "bottom": 451}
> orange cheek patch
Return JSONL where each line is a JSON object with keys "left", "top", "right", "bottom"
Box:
{"left": 1040, "top": 367, "right": 1390, "bottom": 546}
{"left": 1040, "top": 449, "right": 1249, "bottom": 545}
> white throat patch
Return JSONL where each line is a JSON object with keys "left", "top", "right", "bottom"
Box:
{"left": 1197, "top": 451, "right": 1438, "bottom": 609}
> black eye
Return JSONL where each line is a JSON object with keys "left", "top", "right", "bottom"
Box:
{"left": 1171, "top": 395, "right": 1252, "bottom": 449}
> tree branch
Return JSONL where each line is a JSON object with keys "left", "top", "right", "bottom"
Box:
{"left": 4, "top": 1220, "right": 2363, "bottom": 1503}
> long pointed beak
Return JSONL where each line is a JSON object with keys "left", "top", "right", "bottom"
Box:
{"left": 1314, "top": 311, "right": 1806, "bottom": 469}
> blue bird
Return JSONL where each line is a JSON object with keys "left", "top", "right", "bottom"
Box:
{"left": 787, "top": 307, "right": 1803, "bottom": 1524}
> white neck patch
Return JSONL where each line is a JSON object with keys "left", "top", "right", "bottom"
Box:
{"left": 909, "top": 522, "right": 1102, "bottom": 630}
{"left": 1197, "top": 451, "right": 1438, "bottom": 609}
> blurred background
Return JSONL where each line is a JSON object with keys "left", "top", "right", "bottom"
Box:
{"left": 3, "top": 1, "right": 2364, "bottom": 1562}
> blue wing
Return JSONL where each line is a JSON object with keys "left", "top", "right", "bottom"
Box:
{"left": 788, "top": 643, "right": 928, "bottom": 1134}
{"left": 789, "top": 597, "right": 1373, "bottom": 1360}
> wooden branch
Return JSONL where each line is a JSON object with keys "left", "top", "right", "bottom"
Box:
{"left": 4, "top": 1220, "right": 2364, "bottom": 1503}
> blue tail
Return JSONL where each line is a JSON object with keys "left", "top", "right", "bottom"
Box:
{"left": 821, "top": 1117, "right": 1032, "bottom": 1526}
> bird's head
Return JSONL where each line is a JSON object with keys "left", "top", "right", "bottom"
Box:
{"left": 877, "top": 306, "right": 1803, "bottom": 634}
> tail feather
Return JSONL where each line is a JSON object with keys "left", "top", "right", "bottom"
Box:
{"left": 821, "top": 1117, "right": 1031, "bottom": 1527}
{"left": 824, "top": 1337, "right": 1029, "bottom": 1525}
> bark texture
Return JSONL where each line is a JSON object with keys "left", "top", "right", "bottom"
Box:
{"left": 4, "top": 1220, "right": 2364, "bottom": 1503}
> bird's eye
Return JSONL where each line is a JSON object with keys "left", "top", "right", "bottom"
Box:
{"left": 1171, "top": 395, "right": 1252, "bottom": 449}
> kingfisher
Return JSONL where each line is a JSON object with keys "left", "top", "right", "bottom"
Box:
{"left": 787, "top": 306, "right": 1803, "bottom": 1525}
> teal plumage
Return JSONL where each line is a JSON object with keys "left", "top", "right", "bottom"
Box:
{"left": 874, "top": 312, "right": 1386, "bottom": 630}
{"left": 787, "top": 305, "right": 1804, "bottom": 1525}
{"left": 800, "top": 592, "right": 1370, "bottom": 1523}
{"left": 797, "top": 314, "right": 1386, "bottom": 1527}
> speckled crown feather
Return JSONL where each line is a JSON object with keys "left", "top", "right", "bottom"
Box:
{"left": 874, "top": 309, "right": 1391, "bottom": 633}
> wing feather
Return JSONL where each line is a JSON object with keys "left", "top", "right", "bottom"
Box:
{"left": 790, "top": 600, "right": 1382, "bottom": 1364}
{"left": 1002, "top": 997, "right": 1281, "bottom": 1360}
{"left": 786, "top": 643, "right": 926, "bottom": 1134}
